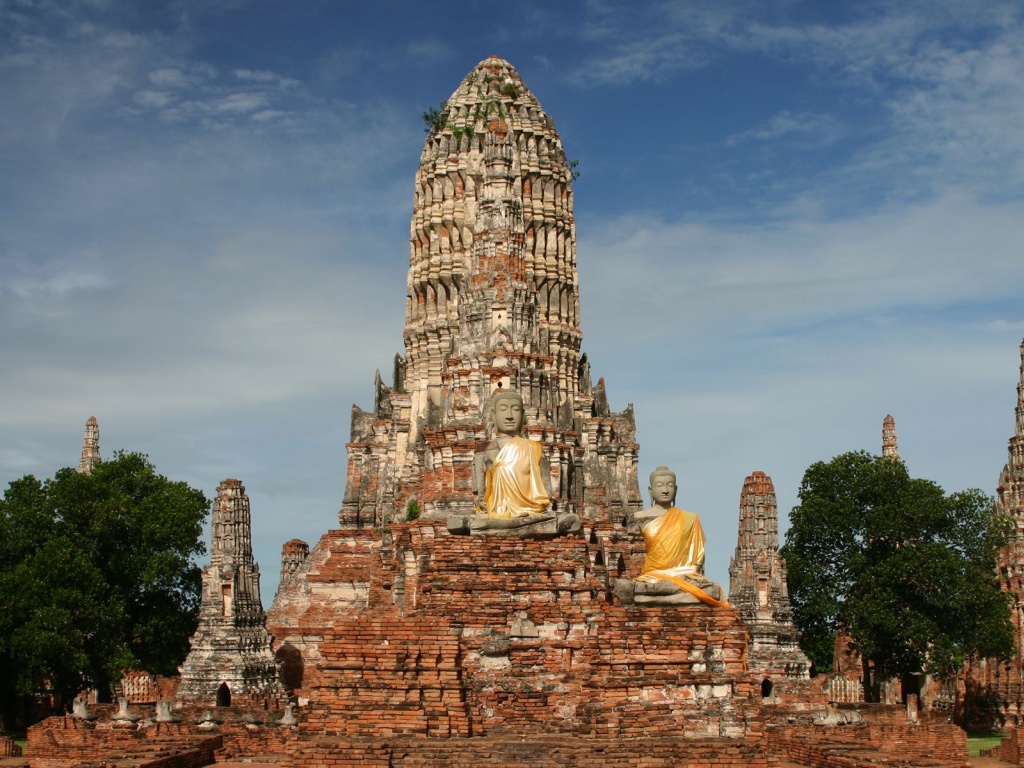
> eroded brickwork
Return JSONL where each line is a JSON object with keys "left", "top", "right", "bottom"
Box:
{"left": 340, "top": 56, "right": 642, "bottom": 529}
{"left": 270, "top": 519, "right": 762, "bottom": 742}
{"left": 177, "top": 479, "right": 283, "bottom": 705}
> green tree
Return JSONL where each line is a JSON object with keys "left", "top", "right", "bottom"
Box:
{"left": 0, "top": 452, "right": 207, "bottom": 723}
{"left": 780, "top": 450, "right": 1013, "bottom": 690}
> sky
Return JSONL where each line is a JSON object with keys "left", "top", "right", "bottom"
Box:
{"left": 2, "top": 0, "right": 1024, "bottom": 603}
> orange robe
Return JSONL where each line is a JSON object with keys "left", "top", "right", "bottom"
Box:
{"left": 483, "top": 436, "right": 550, "bottom": 518}
{"left": 637, "top": 506, "right": 729, "bottom": 607}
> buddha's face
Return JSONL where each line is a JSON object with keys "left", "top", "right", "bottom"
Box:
{"left": 649, "top": 473, "right": 676, "bottom": 506}
{"left": 492, "top": 396, "right": 524, "bottom": 436}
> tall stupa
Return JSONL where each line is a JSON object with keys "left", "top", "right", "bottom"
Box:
{"left": 340, "top": 56, "right": 642, "bottom": 528}
{"left": 269, "top": 57, "right": 765, "bottom": 750}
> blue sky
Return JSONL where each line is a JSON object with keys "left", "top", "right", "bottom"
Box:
{"left": 3, "top": 0, "right": 1023, "bottom": 602}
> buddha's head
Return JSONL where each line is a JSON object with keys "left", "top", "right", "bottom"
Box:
{"left": 649, "top": 466, "right": 677, "bottom": 507}
{"left": 490, "top": 389, "right": 524, "bottom": 437}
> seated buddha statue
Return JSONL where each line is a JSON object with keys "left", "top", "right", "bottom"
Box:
{"left": 447, "top": 389, "right": 578, "bottom": 538}
{"left": 615, "top": 466, "right": 728, "bottom": 607}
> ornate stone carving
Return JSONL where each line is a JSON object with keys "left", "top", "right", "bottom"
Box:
{"left": 177, "top": 479, "right": 283, "bottom": 705}
{"left": 339, "top": 56, "right": 641, "bottom": 530}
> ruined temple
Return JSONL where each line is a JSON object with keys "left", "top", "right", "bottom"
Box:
{"left": 27, "top": 57, "right": 976, "bottom": 768}
{"left": 267, "top": 56, "right": 769, "bottom": 762}
{"left": 340, "top": 56, "right": 642, "bottom": 528}
{"left": 177, "top": 479, "right": 283, "bottom": 706}
{"left": 727, "top": 471, "right": 814, "bottom": 704}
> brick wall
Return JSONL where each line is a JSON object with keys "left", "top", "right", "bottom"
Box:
{"left": 26, "top": 716, "right": 224, "bottom": 768}
{"left": 766, "top": 721, "right": 969, "bottom": 768}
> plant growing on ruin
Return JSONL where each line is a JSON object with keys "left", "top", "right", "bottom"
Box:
{"left": 422, "top": 102, "right": 450, "bottom": 135}
{"left": 405, "top": 499, "right": 421, "bottom": 521}
{"left": 781, "top": 451, "right": 1013, "bottom": 691}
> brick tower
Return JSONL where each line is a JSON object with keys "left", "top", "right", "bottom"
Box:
{"left": 77, "top": 416, "right": 101, "bottom": 474}
{"left": 728, "top": 471, "right": 813, "bottom": 702}
{"left": 177, "top": 479, "right": 282, "bottom": 705}
{"left": 340, "top": 55, "right": 642, "bottom": 528}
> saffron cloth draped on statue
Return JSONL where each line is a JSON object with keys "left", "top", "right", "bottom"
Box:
{"left": 483, "top": 436, "right": 550, "bottom": 518}
{"left": 637, "top": 506, "right": 730, "bottom": 607}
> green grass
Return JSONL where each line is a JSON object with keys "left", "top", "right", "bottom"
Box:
{"left": 967, "top": 733, "right": 1004, "bottom": 757}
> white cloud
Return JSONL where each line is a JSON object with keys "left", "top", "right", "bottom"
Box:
{"left": 133, "top": 89, "right": 174, "bottom": 108}
{"left": 234, "top": 68, "right": 299, "bottom": 88}
{"left": 725, "top": 111, "right": 845, "bottom": 147}
{"left": 214, "top": 91, "right": 270, "bottom": 113}
{"left": 581, "top": 194, "right": 1024, "bottom": 351}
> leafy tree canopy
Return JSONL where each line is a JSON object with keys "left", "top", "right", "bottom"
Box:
{"left": 780, "top": 450, "right": 1013, "bottom": 683}
{"left": 0, "top": 451, "right": 208, "bottom": 713}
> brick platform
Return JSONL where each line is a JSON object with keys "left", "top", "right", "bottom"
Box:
{"left": 270, "top": 520, "right": 763, "bottom": 742}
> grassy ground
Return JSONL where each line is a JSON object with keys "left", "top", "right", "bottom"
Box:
{"left": 967, "top": 733, "right": 1005, "bottom": 757}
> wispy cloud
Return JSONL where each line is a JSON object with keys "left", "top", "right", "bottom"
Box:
{"left": 406, "top": 39, "right": 455, "bottom": 62}
{"left": 725, "top": 111, "right": 845, "bottom": 147}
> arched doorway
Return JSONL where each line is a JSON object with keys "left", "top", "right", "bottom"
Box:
{"left": 761, "top": 678, "right": 774, "bottom": 699}
{"left": 216, "top": 682, "right": 231, "bottom": 707}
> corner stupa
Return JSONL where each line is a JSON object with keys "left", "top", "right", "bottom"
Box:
{"left": 340, "top": 55, "right": 642, "bottom": 528}
{"left": 727, "top": 471, "right": 814, "bottom": 704}
{"left": 177, "top": 479, "right": 283, "bottom": 706}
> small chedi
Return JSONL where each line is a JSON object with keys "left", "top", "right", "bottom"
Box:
{"left": 615, "top": 466, "right": 727, "bottom": 607}
{"left": 177, "top": 479, "right": 283, "bottom": 705}
{"left": 727, "top": 471, "right": 813, "bottom": 704}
